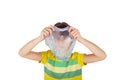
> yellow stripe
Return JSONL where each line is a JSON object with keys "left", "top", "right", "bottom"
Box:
{"left": 76, "top": 53, "right": 85, "bottom": 67}
{"left": 44, "top": 72, "right": 57, "bottom": 80}
{"left": 62, "top": 75, "right": 82, "bottom": 80}
{"left": 44, "top": 72, "right": 82, "bottom": 80}
{"left": 45, "top": 63, "right": 82, "bottom": 73}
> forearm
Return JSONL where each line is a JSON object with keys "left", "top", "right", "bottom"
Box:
{"left": 77, "top": 37, "right": 106, "bottom": 59}
{"left": 19, "top": 36, "right": 43, "bottom": 56}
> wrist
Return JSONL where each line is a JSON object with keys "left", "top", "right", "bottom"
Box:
{"left": 77, "top": 36, "right": 85, "bottom": 42}
{"left": 36, "top": 35, "right": 44, "bottom": 42}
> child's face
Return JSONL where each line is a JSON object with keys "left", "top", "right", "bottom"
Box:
{"left": 55, "top": 38, "right": 71, "bottom": 50}
{"left": 45, "top": 27, "right": 76, "bottom": 61}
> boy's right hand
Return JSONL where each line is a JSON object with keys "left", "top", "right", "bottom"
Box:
{"left": 39, "top": 25, "right": 54, "bottom": 41}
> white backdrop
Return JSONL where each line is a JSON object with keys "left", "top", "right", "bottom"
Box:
{"left": 0, "top": 0, "right": 120, "bottom": 80}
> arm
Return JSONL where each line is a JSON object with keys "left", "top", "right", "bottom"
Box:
{"left": 18, "top": 26, "right": 54, "bottom": 61}
{"left": 69, "top": 27, "right": 107, "bottom": 64}
{"left": 77, "top": 37, "right": 106, "bottom": 64}
{"left": 19, "top": 36, "right": 43, "bottom": 61}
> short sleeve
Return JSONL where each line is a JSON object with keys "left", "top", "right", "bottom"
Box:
{"left": 39, "top": 50, "right": 48, "bottom": 64}
{"left": 74, "top": 52, "right": 86, "bottom": 67}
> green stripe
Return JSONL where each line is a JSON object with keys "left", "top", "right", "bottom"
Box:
{"left": 44, "top": 66, "right": 82, "bottom": 79}
{"left": 48, "top": 57, "right": 77, "bottom": 67}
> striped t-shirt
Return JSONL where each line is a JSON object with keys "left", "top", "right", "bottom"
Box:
{"left": 39, "top": 50, "right": 85, "bottom": 80}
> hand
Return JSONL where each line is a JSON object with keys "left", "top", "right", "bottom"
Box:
{"left": 68, "top": 27, "right": 82, "bottom": 40}
{"left": 39, "top": 25, "right": 54, "bottom": 41}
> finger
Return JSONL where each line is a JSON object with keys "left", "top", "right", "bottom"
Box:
{"left": 49, "top": 25, "right": 54, "bottom": 31}
{"left": 70, "top": 29, "right": 79, "bottom": 38}
{"left": 42, "top": 32, "right": 47, "bottom": 38}
{"left": 74, "top": 33, "right": 79, "bottom": 39}
{"left": 46, "top": 25, "right": 54, "bottom": 31}
{"left": 70, "top": 32, "right": 77, "bottom": 39}
{"left": 44, "top": 27, "right": 52, "bottom": 34}
{"left": 46, "top": 28, "right": 53, "bottom": 35}
{"left": 43, "top": 29, "right": 50, "bottom": 36}
{"left": 72, "top": 31, "right": 78, "bottom": 37}
{"left": 69, "top": 33, "right": 74, "bottom": 39}
{"left": 45, "top": 26, "right": 54, "bottom": 35}
{"left": 70, "top": 29, "right": 78, "bottom": 35}
{"left": 41, "top": 27, "right": 50, "bottom": 38}
{"left": 74, "top": 35, "right": 78, "bottom": 39}
{"left": 68, "top": 27, "right": 75, "bottom": 32}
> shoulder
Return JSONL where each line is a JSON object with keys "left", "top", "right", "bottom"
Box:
{"left": 71, "top": 52, "right": 85, "bottom": 59}
{"left": 70, "top": 51, "right": 86, "bottom": 67}
{"left": 39, "top": 50, "right": 55, "bottom": 64}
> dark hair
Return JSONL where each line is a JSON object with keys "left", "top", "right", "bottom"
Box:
{"left": 54, "top": 22, "right": 70, "bottom": 29}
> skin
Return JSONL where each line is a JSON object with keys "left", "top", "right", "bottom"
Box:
{"left": 19, "top": 25, "right": 106, "bottom": 64}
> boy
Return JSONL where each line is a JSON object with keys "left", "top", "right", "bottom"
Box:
{"left": 19, "top": 22, "right": 106, "bottom": 80}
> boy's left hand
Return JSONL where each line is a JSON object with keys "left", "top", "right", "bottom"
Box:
{"left": 68, "top": 27, "right": 82, "bottom": 40}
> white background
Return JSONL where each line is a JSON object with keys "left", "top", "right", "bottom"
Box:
{"left": 0, "top": 0, "right": 120, "bottom": 80}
